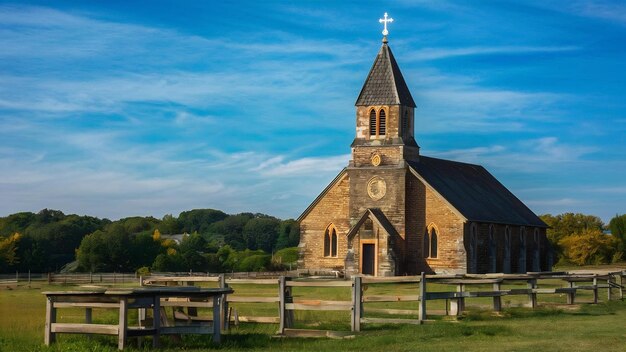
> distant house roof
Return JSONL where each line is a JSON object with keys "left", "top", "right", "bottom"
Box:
{"left": 355, "top": 42, "right": 416, "bottom": 107}
{"left": 408, "top": 156, "right": 548, "bottom": 228}
{"left": 161, "top": 233, "right": 186, "bottom": 244}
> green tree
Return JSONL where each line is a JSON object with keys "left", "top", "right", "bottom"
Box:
{"left": 178, "top": 233, "right": 209, "bottom": 271}
{"left": 243, "top": 217, "right": 280, "bottom": 252}
{"left": 159, "top": 214, "right": 180, "bottom": 234}
{"left": 276, "top": 219, "right": 300, "bottom": 249}
{"left": 0, "top": 233, "right": 21, "bottom": 271}
{"left": 0, "top": 212, "right": 35, "bottom": 237}
{"left": 609, "top": 214, "right": 626, "bottom": 252}
{"left": 210, "top": 213, "right": 254, "bottom": 250}
{"left": 178, "top": 209, "right": 228, "bottom": 234}
{"left": 117, "top": 216, "right": 160, "bottom": 234}
{"left": 76, "top": 230, "right": 109, "bottom": 272}
{"left": 131, "top": 233, "right": 163, "bottom": 269}
{"left": 152, "top": 252, "right": 185, "bottom": 272}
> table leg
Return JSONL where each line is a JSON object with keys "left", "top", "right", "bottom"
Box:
{"left": 213, "top": 295, "right": 221, "bottom": 343}
{"left": 118, "top": 298, "right": 128, "bottom": 350}
{"left": 44, "top": 298, "right": 56, "bottom": 345}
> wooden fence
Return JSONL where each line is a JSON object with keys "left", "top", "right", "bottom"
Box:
{"left": 140, "top": 270, "right": 626, "bottom": 336}
{"left": 0, "top": 272, "right": 138, "bottom": 285}
{"left": 48, "top": 272, "right": 137, "bottom": 284}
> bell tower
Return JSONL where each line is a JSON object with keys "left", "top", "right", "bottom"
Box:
{"left": 351, "top": 26, "right": 419, "bottom": 168}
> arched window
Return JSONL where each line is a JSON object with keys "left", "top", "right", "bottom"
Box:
{"left": 533, "top": 228, "right": 541, "bottom": 272}
{"left": 430, "top": 227, "right": 438, "bottom": 258}
{"left": 423, "top": 228, "right": 430, "bottom": 258}
{"left": 504, "top": 226, "right": 511, "bottom": 273}
{"left": 331, "top": 229, "right": 337, "bottom": 257}
{"left": 324, "top": 230, "right": 330, "bottom": 257}
{"left": 378, "top": 109, "right": 386, "bottom": 135}
{"left": 519, "top": 227, "right": 527, "bottom": 273}
{"left": 324, "top": 224, "right": 338, "bottom": 258}
{"left": 469, "top": 223, "right": 478, "bottom": 273}
{"left": 425, "top": 224, "right": 439, "bottom": 259}
{"left": 369, "top": 109, "right": 377, "bottom": 136}
{"left": 504, "top": 226, "right": 512, "bottom": 273}
{"left": 488, "top": 225, "right": 496, "bottom": 272}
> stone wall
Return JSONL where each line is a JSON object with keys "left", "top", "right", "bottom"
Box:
{"left": 422, "top": 183, "right": 466, "bottom": 274}
{"left": 299, "top": 173, "right": 350, "bottom": 270}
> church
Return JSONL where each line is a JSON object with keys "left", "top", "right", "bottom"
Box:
{"left": 297, "top": 17, "right": 552, "bottom": 276}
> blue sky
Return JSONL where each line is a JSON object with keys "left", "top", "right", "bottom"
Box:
{"left": 0, "top": 1, "right": 624, "bottom": 222}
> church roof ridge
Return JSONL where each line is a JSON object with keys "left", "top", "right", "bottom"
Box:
{"left": 355, "top": 42, "right": 416, "bottom": 107}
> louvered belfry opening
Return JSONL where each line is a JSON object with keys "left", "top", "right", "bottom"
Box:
{"left": 378, "top": 109, "right": 386, "bottom": 135}
{"left": 402, "top": 109, "right": 408, "bottom": 136}
{"left": 369, "top": 109, "right": 377, "bottom": 135}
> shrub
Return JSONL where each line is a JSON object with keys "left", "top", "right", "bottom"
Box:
{"left": 237, "top": 254, "right": 271, "bottom": 271}
{"left": 559, "top": 228, "right": 619, "bottom": 265}
{"left": 274, "top": 247, "right": 299, "bottom": 264}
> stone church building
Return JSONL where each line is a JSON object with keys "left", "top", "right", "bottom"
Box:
{"left": 297, "top": 36, "right": 552, "bottom": 276}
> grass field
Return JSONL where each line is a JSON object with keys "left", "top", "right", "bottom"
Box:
{"left": 1, "top": 280, "right": 625, "bottom": 352}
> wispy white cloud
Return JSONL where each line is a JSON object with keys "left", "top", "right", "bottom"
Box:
{"left": 564, "top": 1, "right": 626, "bottom": 25}
{"left": 254, "top": 154, "right": 349, "bottom": 177}
{"left": 428, "top": 136, "right": 597, "bottom": 172}
{"left": 408, "top": 45, "right": 580, "bottom": 61}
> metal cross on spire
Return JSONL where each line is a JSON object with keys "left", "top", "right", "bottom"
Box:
{"left": 379, "top": 12, "right": 394, "bottom": 37}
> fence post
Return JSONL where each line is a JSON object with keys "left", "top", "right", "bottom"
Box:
{"left": 47, "top": 272, "right": 51, "bottom": 285}
{"left": 28, "top": 270, "right": 31, "bottom": 285}
{"left": 351, "top": 276, "right": 362, "bottom": 332}
{"left": 418, "top": 272, "right": 427, "bottom": 322}
{"left": 451, "top": 283, "right": 465, "bottom": 316}
{"left": 90, "top": 272, "right": 93, "bottom": 284}
{"left": 607, "top": 276, "right": 612, "bottom": 301}
{"left": 279, "top": 276, "right": 286, "bottom": 334}
{"left": 592, "top": 276, "right": 598, "bottom": 304}
{"left": 567, "top": 281, "right": 575, "bottom": 304}
{"left": 16, "top": 271, "right": 18, "bottom": 283}
{"left": 219, "top": 274, "right": 228, "bottom": 331}
{"left": 619, "top": 271, "right": 626, "bottom": 300}
{"left": 493, "top": 281, "right": 502, "bottom": 312}
{"left": 285, "top": 278, "right": 294, "bottom": 329}
{"left": 527, "top": 279, "right": 537, "bottom": 309}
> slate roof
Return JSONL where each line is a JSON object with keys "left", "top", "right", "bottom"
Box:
{"left": 355, "top": 42, "right": 416, "bottom": 107}
{"left": 408, "top": 156, "right": 547, "bottom": 228}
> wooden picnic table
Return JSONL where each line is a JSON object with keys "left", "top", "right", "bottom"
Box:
{"left": 43, "top": 286, "right": 233, "bottom": 350}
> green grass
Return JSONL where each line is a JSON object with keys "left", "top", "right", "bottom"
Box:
{"left": 1, "top": 281, "right": 626, "bottom": 351}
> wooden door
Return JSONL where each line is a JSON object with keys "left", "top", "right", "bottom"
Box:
{"left": 362, "top": 244, "right": 375, "bottom": 275}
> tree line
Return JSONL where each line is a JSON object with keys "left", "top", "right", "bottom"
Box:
{"left": 0, "top": 208, "right": 299, "bottom": 273}
{"left": 1, "top": 209, "right": 625, "bottom": 273}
